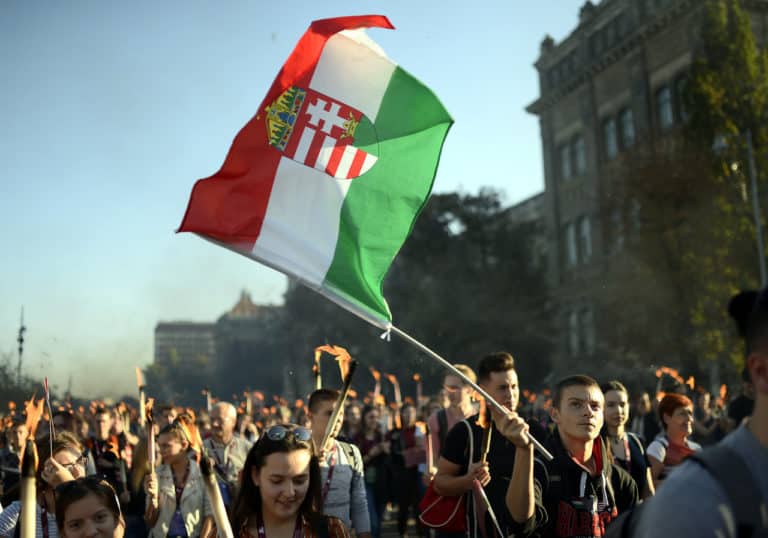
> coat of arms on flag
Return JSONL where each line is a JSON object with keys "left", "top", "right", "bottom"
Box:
{"left": 179, "top": 15, "right": 452, "bottom": 327}
{"left": 265, "top": 86, "right": 378, "bottom": 180}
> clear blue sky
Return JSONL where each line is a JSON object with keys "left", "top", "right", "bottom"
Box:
{"left": 1, "top": 0, "right": 586, "bottom": 398}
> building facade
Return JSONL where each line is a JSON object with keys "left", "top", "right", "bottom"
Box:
{"left": 526, "top": 0, "right": 768, "bottom": 375}
{"left": 154, "top": 322, "right": 217, "bottom": 368}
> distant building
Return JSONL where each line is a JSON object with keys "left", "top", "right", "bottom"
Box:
{"left": 526, "top": 0, "right": 768, "bottom": 375}
{"left": 153, "top": 290, "right": 293, "bottom": 398}
{"left": 154, "top": 322, "right": 216, "bottom": 368}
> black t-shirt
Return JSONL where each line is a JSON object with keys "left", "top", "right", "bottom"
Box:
{"left": 441, "top": 414, "right": 540, "bottom": 537}
{"left": 727, "top": 394, "right": 754, "bottom": 425}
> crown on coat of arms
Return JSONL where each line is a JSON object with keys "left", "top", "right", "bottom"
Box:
{"left": 265, "top": 86, "right": 307, "bottom": 151}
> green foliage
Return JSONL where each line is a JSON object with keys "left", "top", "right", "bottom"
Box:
{"left": 604, "top": 0, "right": 766, "bottom": 382}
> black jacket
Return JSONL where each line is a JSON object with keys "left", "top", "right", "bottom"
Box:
{"left": 532, "top": 430, "right": 638, "bottom": 537}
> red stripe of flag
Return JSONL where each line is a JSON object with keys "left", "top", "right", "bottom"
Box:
{"left": 346, "top": 149, "right": 368, "bottom": 179}
{"left": 177, "top": 15, "right": 395, "bottom": 251}
{"left": 325, "top": 143, "right": 347, "bottom": 177}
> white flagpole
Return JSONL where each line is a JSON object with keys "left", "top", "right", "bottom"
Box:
{"left": 391, "top": 326, "right": 553, "bottom": 461}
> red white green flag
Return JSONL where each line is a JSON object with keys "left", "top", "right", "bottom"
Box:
{"left": 178, "top": 15, "right": 452, "bottom": 328}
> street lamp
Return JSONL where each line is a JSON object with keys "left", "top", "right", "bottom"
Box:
{"left": 713, "top": 130, "right": 767, "bottom": 286}
{"left": 745, "top": 129, "right": 767, "bottom": 286}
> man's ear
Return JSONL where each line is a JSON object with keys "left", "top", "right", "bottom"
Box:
{"left": 748, "top": 352, "right": 768, "bottom": 394}
{"left": 550, "top": 406, "right": 560, "bottom": 425}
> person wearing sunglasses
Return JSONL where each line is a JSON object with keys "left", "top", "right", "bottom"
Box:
{"left": 0, "top": 431, "right": 86, "bottom": 538}
{"left": 231, "top": 424, "right": 350, "bottom": 537}
{"left": 55, "top": 477, "right": 124, "bottom": 538}
{"left": 144, "top": 422, "right": 213, "bottom": 538}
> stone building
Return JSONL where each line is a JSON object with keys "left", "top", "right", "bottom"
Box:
{"left": 526, "top": 0, "right": 768, "bottom": 376}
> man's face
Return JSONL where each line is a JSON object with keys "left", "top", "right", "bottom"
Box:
{"left": 697, "top": 392, "right": 711, "bottom": 410}
{"left": 443, "top": 375, "right": 471, "bottom": 407}
{"left": 210, "top": 406, "right": 235, "bottom": 442}
{"left": 480, "top": 369, "right": 519, "bottom": 413}
{"left": 309, "top": 400, "right": 341, "bottom": 439}
{"left": 94, "top": 413, "right": 113, "bottom": 439}
{"left": 53, "top": 415, "right": 70, "bottom": 433}
{"left": 10, "top": 425, "right": 28, "bottom": 451}
{"left": 401, "top": 406, "right": 417, "bottom": 428}
{"left": 635, "top": 393, "right": 651, "bottom": 414}
{"left": 552, "top": 384, "right": 604, "bottom": 442}
{"left": 159, "top": 408, "right": 178, "bottom": 429}
{"left": 111, "top": 410, "right": 124, "bottom": 434}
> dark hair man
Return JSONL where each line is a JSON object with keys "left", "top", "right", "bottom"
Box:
{"left": 308, "top": 388, "right": 371, "bottom": 538}
{"left": 633, "top": 290, "right": 768, "bottom": 536}
{"left": 531, "top": 375, "right": 638, "bottom": 537}
{"left": 0, "top": 419, "right": 27, "bottom": 504}
{"left": 434, "top": 352, "right": 537, "bottom": 537}
{"left": 86, "top": 407, "right": 129, "bottom": 504}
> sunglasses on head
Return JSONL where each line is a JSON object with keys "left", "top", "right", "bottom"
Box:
{"left": 263, "top": 424, "right": 312, "bottom": 442}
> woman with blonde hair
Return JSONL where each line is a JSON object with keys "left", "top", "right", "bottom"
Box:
{"left": 144, "top": 421, "right": 213, "bottom": 537}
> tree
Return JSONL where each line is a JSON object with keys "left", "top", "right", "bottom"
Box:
{"left": 598, "top": 0, "right": 768, "bottom": 385}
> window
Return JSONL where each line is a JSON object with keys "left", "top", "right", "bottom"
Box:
{"left": 603, "top": 117, "right": 618, "bottom": 159}
{"left": 610, "top": 208, "right": 624, "bottom": 252}
{"left": 656, "top": 86, "right": 674, "bottom": 130}
{"left": 565, "top": 222, "right": 578, "bottom": 267}
{"left": 568, "top": 310, "right": 580, "bottom": 357}
{"left": 630, "top": 199, "right": 642, "bottom": 230}
{"left": 573, "top": 136, "right": 587, "bottom": 175}
{"left": 675, "top": 77, "right": 689, "bottom": 123}
{"left": 578, "top": 216, "right": 592, "bottom": 262}
{"left": 560, "top": 144, "right": 572, "bottom": 181}
{"left": 580, "top": 307, "right": 596, "bottom": 354}
{"left": 620, "top": 108, "right": 636, "bottom": 148}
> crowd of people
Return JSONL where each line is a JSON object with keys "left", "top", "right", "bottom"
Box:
{"left": 0, "top": 291, "right": 765, "bottom": 537}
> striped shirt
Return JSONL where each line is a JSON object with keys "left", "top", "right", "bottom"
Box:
{"left": 0, "top": 501, "right": 59, "bottom": 538}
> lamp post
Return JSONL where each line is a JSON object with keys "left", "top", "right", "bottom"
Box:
{"left": 745, "top": 129, "right": 767, "bottom": 286}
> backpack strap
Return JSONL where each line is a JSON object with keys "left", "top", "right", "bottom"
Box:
{"left": 626, "top": 432, "right": 644, "bottom": 455}
{"left": 689, "top": 444, "right": 766, "bottom": 536}
{"left": 437, "top": 409, "right": 449, "bottom": 449}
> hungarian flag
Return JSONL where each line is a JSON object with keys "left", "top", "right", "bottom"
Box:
{"left": 179, "top": 15, "right": 452, "bottom": 328}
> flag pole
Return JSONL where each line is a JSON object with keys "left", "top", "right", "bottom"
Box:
{"left": 390, "top": 326, "right": 553, "bottom": 461}
{"left": 193, "top": 236, "right": 552, "bottom": 460}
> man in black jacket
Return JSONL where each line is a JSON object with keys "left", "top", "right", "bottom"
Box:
{"left": 530, "top": 375, "right": 638, "bottom": 537}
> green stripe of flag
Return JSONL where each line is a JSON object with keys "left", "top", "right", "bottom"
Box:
{"left": 323, "top": 66, "right": 453, "bottom": 322}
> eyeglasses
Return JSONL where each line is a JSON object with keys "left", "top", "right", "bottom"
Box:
{"left": 263, "top": 424, "right": 312, "bottom": 442}
{"left": 59, "top": 457, "right": 87, "bottom": 473}
{"left": 443, "top": 385, "right": 462, "bottom": 394}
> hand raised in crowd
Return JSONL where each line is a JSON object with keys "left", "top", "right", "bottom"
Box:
{"left": 144, "top": 472, "right": 159, "bottom": 500}
{"left": 41, "top": 457, "right": 75, "bottom": 487}
{"left": 422, "top": 465, "right": 437, "bottom": 487}
{"left": 467, "top": 460, "right": 490, "bottom": 487}
{"left": 496, "top": 411, "right": 531, "bottom": 449}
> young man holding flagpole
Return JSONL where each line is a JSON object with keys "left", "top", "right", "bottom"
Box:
{"left": 434, "top": 352, "right": 537, "bottom": 538}
{"left": 308, "top": 389, "right": 372, "bottom": 538}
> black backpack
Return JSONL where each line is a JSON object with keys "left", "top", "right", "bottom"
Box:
{"left": 606, "top": 443, "right": 767, "bottom": 537}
